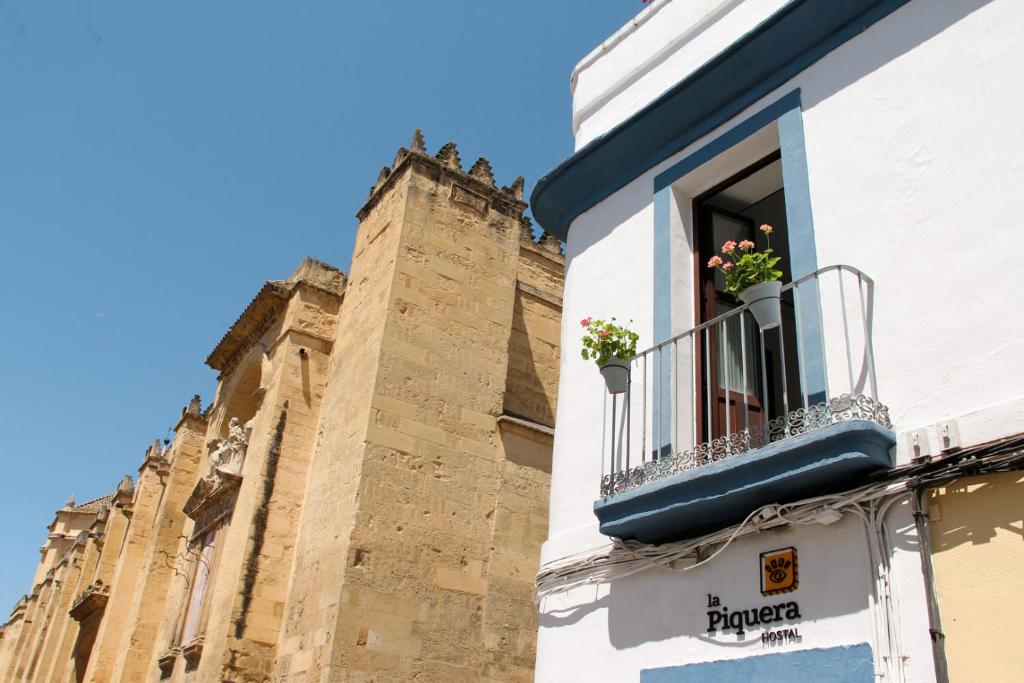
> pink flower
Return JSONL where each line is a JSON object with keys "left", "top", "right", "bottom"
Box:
{"left": 598, "top": 330, "right": 611, "bottom": 338}
{"left": 722, "top": 262, "right": 735, "bottom": 271}
{"left": 739, "top": 240, "right": 755, "bottom": 251}
{"left": 707, "top": 255, "right": 723, "bottom": 268}
{"left": 580, "top": 317, "right": 593, "bottom": 327}
{"left": 760, "top": 224, "right": 774, "bottom": 235}
{"left": 721, "top": 240, "right": 737, "bottom": 254}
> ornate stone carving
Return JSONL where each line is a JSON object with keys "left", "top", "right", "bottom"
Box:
{"left": 392, "top": 146, "right": 409, "bottom": 169}
{"left": 450, "top": 184, "right": 490, "bottom": 216}
{"left": 410, "top": 128, "right": 426, "bottom": 154}
{"left": 436, "top": 142, "right": 462, "bottom": 170}
{"left": 183, "top": 394, "right": 202, "bottom": 417}
{"left": 184, "top": 416, "right": 251, "bottom": 523}
{"left": 358, "top": 133, "right": 528, "bottom": 223}
{"left": 369, "top": 166, "right": 391, "bottom": 199}
{"left": 518, "top": 215, "right": 535, "bottom": 243}
{"left": 142, "top": 438, "right": 168, "bottom": 471}
{"left": 114, "top": 475, "right": 134, "bottom": 508}
{"left": 504, "top": 175, "right": 525, "bottom": 201}
{"left": 468, "top": 157, "right": 495, "bottom": 186}
{"left": 208, "top": 417, "right": 252, "bottom": 482}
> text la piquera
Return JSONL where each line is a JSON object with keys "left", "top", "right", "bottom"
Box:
{"left": 706, "top": 593, "right": 801, "bottom": 636}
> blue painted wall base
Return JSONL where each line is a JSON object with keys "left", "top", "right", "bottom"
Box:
{"left": 641, "top": 643, "right": 875, "bottom": 682}
{"left": 594, "top": 420, "right": 895, "bottom": 544}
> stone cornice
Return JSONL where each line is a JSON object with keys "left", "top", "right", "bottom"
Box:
{"left": 206, "top": 259, "right": 345, "bottom": 378}
{"left": 206, "top": 281, "right": 291, "bottom": 376}
{"left": 291, "top": 277, "right": 346, "bottom": 301}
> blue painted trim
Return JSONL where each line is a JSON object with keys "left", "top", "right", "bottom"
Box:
{"left": 653, "top": 188, "right": 675, "bottom": 457}
{"left": 652, "top": 90, "right": 802, "bottom": 193}
{"left": 777, "top": 106, "right": 817, "bottom": 277}
{"left": 649, "top": 90, "right": 829, "bottom": 448}
{"left": 778, "top": 105, "right": 827, "bottom": 403}
{"left": 641, "top": 643, "right": 875, "bottom": 683}
{"left": 530, "top": 0, "right": 912, "bottom": 242}
{"left": 594, "top": 420, "right": 895, "bottom": 544}
{"left": 653, "top": 188, "right": 673, "bottom": 344}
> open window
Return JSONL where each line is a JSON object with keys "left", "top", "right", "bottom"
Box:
{"left": 595, "top": 97, "right": 894, "bottom": 543}
{"left": 693, "top": 151, "right": 801, "bottom": 443}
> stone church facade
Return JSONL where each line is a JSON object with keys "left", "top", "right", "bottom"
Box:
{"left": 0, "top": 132, "right": 563, "bottom": 683}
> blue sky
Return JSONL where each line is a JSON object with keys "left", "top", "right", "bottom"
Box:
{"left": 0, "top": 1, "right": 639, "bottom": 612}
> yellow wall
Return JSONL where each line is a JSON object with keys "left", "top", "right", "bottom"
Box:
{"left": 929, "top": 471, "right": 1024, "bottom": 682}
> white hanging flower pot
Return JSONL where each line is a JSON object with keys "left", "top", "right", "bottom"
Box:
{"left": 739, "top": 280, "right": 783, "bottom": 331}
{"left": 599, "top": 358, "right": 631, "bottom": 394}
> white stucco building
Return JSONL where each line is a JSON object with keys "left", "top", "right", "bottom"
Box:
{"left": 530, "top": 1, "right": 1024, "bottom": 681}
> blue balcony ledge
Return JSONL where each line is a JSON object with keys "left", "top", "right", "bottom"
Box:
{"left": 594, "top": 420, "right": 896, "bottom": 544}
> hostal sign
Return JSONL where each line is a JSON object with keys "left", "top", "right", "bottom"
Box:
{"left": 706, "top": 547, "right": 802, "bottom": 642}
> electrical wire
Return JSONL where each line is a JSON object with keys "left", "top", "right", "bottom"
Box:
{"left": 536, "top": 437, "right": 1024, "bottom": 600}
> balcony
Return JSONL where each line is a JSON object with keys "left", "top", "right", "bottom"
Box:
{"left": 594, "top": 265, "right": 895, "bottom": 543}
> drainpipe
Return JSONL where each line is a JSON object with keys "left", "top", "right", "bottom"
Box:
{"left": 912, "top": 486, "right": 949, "bottom": 683}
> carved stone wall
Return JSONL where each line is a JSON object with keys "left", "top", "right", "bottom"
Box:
{"left": 275, "top": 137, "right": 563, "bottom": 682}
{"left": 0, "top": 487, "right": 129, "bottom": 683}
{"left": 81, "top": 450, "right": 167, "bottom": 683}
{"left": 107, "top": 411, "right": 208, "bottom": 682}
{"left": 0, "top": 135, "right": 563, "bottom": 683}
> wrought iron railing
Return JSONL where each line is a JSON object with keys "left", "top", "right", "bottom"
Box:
{"left": 600, "top": 265, "right": 892, "bottom": 497}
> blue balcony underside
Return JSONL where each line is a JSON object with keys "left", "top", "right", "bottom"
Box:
{"left": 594, "top": 420, "right": 895, "bottom": 544}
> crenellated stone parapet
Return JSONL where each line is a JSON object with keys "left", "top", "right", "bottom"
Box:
{"left": 358, "top": 129, "right": 528, "bottom": 223}
{"left": 358, "top": 129, "right": 567, "bottom": 267}
{"left": 175, "top": 393, "right": 209, "bottom": 432}
{"left": 140, "top": 438, "right": 170, "bottom": 474}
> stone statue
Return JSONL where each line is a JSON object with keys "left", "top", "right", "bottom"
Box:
{"left": 207, "top": 417, "right": 251, "bottom": 483}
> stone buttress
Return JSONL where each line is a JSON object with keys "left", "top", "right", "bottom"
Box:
{"left": 0, "top": 133, "right": 564, "bottom": 683}
{"left": 274, "top": 133, "right": 563, "bottom": 682}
